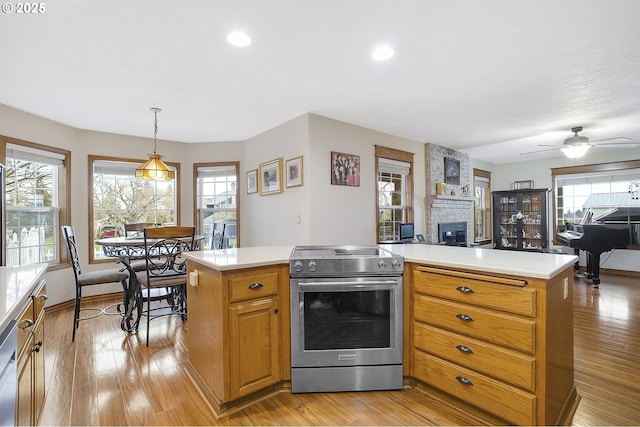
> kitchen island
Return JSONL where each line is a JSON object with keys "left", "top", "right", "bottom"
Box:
{"left": 184, "top": 245, "right": 579, "bottom": 425}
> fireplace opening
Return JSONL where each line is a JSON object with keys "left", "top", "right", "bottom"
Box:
{"left": 438, "top": 222, "right": 467, "bottom": 246}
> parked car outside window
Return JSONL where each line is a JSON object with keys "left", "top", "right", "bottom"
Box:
{"left": 98, "top": 225, "right": 121, "bottom": 239}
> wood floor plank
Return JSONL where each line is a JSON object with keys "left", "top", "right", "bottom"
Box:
{"left": 40, "top": 272, "right": 640, "bottom": 425}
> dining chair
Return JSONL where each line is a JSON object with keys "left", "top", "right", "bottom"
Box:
{"left": 61, "top": 225, "right": 130, "bottom": 342}
{"left": 211, "top": 222, "right": 226, "bottom": 250}
{"left": 124, "top": 222, "right": 161, "bottom": 239}
{"left": 135, "top": 225, "right": 196, "bottom": 346}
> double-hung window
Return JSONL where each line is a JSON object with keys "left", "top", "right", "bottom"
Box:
{"left": 376, "top": 146, "right": 414, "bottom": 242}
{"left": 473, "top": 169, "right": 491, "bottom": 243}
{"left": 195, "top": 162, "right": 239, "bottom": 249}
{"left": 5, "top": 140, "right": 70, "bottom": 267}
{"left": 90, "top": 156, "right": 178, "bottom": 262}
{"left": 553, "top": 162, "right": 640, "bottom": 234}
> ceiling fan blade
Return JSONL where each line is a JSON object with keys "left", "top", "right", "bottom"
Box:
{"left": 591, "top": 142, "right": 638, "bottom": 147}
{"left": 590, "top": 137, "right": 632, "bottom": 143}
{"left": 520, "top": 147, "right": 561, "bottom": 155}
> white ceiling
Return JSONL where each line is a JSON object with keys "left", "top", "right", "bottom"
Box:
{"left": 1, "top": 0, "right": 639, "bottom": 164}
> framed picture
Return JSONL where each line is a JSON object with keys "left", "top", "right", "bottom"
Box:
{"left": 259, "top": 158, "right": 283, "bottom": 195}
{"left": 444, "top": 157, "right": 460, "bottom": 185}
{"left": 246, "top": 169, "right": 257, "bottom": 194}
{"left": 513, "top": 180, "right": 534, "bottom": 190}
{"left": 286, "top": 156, "right": 303, "bottom": 188}
{"left": 331, "top": 151, "right": 360, "bottom": 187}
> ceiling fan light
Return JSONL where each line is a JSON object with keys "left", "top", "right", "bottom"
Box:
{"left": 561, "top": 144, "right": 590, "bottom": 159}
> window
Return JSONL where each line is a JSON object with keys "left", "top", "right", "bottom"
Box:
{"left": 195, "top": 162, "right": 239, "bottom": 249}
{"left": 376, "top": 146, "right": 414, "bottom": 242}
{"left": 4, "top": 138, "right": 70, "bottom": 267}
{"left": 473, "top": 168, "right": 491, "bottom": 243}
{"left": 90, "top": 156, "right": 179, "bottom": 262}
{"left": 553, "top": 160, "right": 640, "bottom": 236}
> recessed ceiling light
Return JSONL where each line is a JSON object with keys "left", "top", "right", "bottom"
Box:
{"left": 227, "top": 31, "right": 251, "bottom": 47}
{"left": 371, "top": 45, "right": 394, "bottom": 61}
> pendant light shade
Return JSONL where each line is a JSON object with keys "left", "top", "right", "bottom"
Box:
{"left": 136, "top": 107, "right": 175, "bottom": 180}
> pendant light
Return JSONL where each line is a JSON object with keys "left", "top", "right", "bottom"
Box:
{"left": 135, "top": 107, "right": 175, "bottom": 180}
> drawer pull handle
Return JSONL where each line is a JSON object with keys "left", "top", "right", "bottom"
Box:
{"left": 456, "top": 313, "right": 474, "bottom": 322}
{"left": 38, "top": 294, "right": 49, "bottom": 302}
{"left": 456, "top": 286, "right": 474, "bottom": 294}
{"left": 248, "top": 282, "right": 264, "bottom": 290}
{"left": 456, "top": 345, "right": 474, "bottom": 354}
{"left": 21, "top": 319, "right": 35, "bottom": 330}
{"left": 456, "top": 376, "right": 474, "bottom": 386}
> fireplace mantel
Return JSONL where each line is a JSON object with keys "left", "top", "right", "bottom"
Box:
{"left": 431, "top": 195, "right": 474, "bottom": 207}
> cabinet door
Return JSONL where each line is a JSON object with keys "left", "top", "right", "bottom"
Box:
{"left": 16, "top": 344, "right": 32, "bottom": 427}
{"left": 229, "top": 297, "right": 280, "bottom": 398}
{"left": 32, "top": 318, "right": 45, "bottom": 425}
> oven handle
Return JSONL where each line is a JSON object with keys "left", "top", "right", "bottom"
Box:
{"left": 297, "top": 280, "right": 400, "bottom": 291}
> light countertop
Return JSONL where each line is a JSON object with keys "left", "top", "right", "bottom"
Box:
{"left": 380, "top": 244, "right": 578, "bottom": 279}
{"left": 185, "top": 246, "right": 294, "bottom": 271}
{"left": 185, "top": 244, "right": 577, "bottom": 280}
{"left": 0, "top": 263, "right": 49, "bottom": 335}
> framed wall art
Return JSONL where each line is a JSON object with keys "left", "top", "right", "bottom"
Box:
{"left": 259, "top": 158, "right": 283, "bottom": 195}
{"left": 331, "top": 151, "right": 360, "bottom": 187}
{"left": 444, "top": 157, "right": 460, "bottom": 185}
{"left": 286, "top": 156, "right": 303, "bottom": 188}
{"left": 246, "top": 169, "right": 257, "bottom": 194}
{"left": 513, "top": 180, "right": 534, "bottom": 190}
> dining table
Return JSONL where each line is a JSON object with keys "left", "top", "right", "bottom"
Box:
{"left": 95, "top": 234, "right": 204, "bottom": 333}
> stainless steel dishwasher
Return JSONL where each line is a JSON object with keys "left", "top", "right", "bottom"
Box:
{"left": 0, "top": 320, "right": 18, "bottom": 427}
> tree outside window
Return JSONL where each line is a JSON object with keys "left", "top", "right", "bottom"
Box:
{"left": 90, "top": 156, "right": 178, "bottom": 262}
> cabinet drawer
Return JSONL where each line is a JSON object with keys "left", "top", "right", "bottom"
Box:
{"left": 414, "top": 295, "right": 535, "bottom": 353}
{"left": 414, "top": 268, "right": 535, "bottom": 317}
{"left": 414, "top": 350, "right": 536, "bottom": 426}
{"left": 229, "top": 269, "right": 279, "bottom": 302}
{"left": 414, "top": 322, "right": 535, "bottom": 391}
{"left": 16, "top": 301, "right": 35, "bottom": 353}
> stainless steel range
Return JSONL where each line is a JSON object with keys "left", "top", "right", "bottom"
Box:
{"left": 290, "top": 245, "right": 404, "bottom": 393}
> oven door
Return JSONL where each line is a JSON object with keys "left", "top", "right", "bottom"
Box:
{"left": 290, "top": 276, "right": 402, "bottom": 368}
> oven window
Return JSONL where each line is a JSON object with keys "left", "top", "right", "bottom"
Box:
{"left": 303, "top": 290, "right": 391, "bottom": 350}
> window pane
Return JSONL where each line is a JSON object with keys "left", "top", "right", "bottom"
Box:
{"left": 92, "top": 159, "right": 177, "bottom": 259}
{"left": 6, "top": 153, "right": 60, "bottom": 266}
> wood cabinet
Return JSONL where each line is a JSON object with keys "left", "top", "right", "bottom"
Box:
{"left": 16, "top": 279, "right": 47, "bottom": 426}
{"left": 493, "top": 188, "right": 550, "bottom": 251}
{"left": 410, "top": 265, "right": 577, "bottom": 426}
{"left": 186, "top": 261, "right": 287, "bottom": 417}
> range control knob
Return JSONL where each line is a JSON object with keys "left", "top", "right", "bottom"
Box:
{"left": 294, "top": 260, "right": 304, "bottom": 272}
{"left": 308, "top": 260, "right": 317, "bottom": 272}
{"left": 391, "top": 259, "right": 401, "bottom": 269}
{"left": 377, "top": 259, "right": 387, "bottom": 269}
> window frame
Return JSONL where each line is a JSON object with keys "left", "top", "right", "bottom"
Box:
{"left": 551, "top": 159, "right": 640, "bottom": 244}
{"left": 193, "top": 161, "right": 240, "bottom": 249}
{"left": 88, "top": 155, "right": 181, "bottom": 264}
{"left": 473, "top": 168, "right": 492, "bottom": 245}
{"left": 2, "top": 135, "right": 71, "bottom": 269}
{"left": 375, "top": 145, "right": 414, "bottom": 243}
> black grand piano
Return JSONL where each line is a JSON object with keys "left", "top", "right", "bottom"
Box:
{"left": 557, "top": 207, "right": 640, "bottom": 287}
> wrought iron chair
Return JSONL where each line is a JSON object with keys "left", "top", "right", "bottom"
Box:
{"left": 124, "top": 222, "right": 161, "bottom": 239}
{"left": 211, "top": 222, "right": 226, "bottom": 249}
{"left": 61, "top": 225, "right": 130, "bottom": 341}
{"left": 134, "top": 226, "right": 195, "bottom": 346}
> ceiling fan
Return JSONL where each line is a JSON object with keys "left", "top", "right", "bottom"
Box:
{"left": 521, "top": 126, "right": 635, "bottom": 158}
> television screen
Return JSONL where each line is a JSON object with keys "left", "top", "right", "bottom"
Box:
{"left": 399, "top": 223, "right": 414, "bottom": 241}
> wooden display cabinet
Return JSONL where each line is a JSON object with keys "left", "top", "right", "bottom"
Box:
{"left": 492, "top": 188, "right": 550, "bottom": 251}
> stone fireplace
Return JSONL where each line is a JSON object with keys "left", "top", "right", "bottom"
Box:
{"left": 424, "top": 144, "right": 474, "bottom": 245}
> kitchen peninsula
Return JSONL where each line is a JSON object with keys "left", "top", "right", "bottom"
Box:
{"left": 184, "top": 245, "right": 579, "bottom": 425}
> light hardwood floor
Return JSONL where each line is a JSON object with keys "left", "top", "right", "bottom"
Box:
{"left": 40, "top": 272, "right": 640, "bottom": 426}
